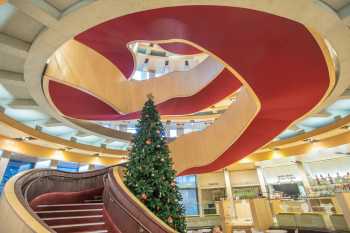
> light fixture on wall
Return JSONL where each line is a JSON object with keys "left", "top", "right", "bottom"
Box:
{"left": 272, "top": 148, "right": 283, "bottom": 159}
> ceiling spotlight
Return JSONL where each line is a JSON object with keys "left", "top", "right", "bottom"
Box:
{"left": 341, "top": 125, "right": 350, "bottom": 130}
{"left": 59, "top": 147, "right": 73, "bottom": 151}
{"left": 304, "top": 138, "right": 319, "bottom": 144}
{"left": 14, "top": 136, "right": 37, "bottom": 141}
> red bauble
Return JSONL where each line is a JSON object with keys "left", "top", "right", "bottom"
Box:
{"left": 141, "top": 193, "right": 147, "bottom": 200}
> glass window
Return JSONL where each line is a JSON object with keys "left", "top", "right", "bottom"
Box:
{"left": 0, "top": 160, "right": 34, "bottom": 194}
{"left": 179, "top": 189, "right": 199, "bottom": 216}
{"left": 57, "top": 161, "right": 79, "bottom": 172}
{"left": 176, "top": 175, "right": 199, "bottom": 216}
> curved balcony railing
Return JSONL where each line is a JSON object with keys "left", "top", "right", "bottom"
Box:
{"left": 0, "top": 165, "right": 176, "bottom": 233}
{"left": 104, "top": 167, "right": 176, "bottom": 233}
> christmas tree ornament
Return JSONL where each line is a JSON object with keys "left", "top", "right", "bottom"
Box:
{"left": 168, "top": 216, "right": 173, "bottom": 224}
{"left": 141, "top": 193, "right": 147, "bottom": 200}
{"left": 146, "top": 139, "right": 152, "bottom": 145}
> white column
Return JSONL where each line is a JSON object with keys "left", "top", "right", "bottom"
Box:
{"left": 176, "top": 123, "right": 184, "bottom": 137}
{"left": 88, "top": 164, "right": 97, "bottom": 171}
{"left": 0, "top": 157, "right": 10, "bottom": 184}
{"left": 224, "top": 169, "right": 237, "bottom": 218}
{"left": 224, "top": 169, "right": 233, "bottom": 200}
{"left": 165, "top": 121, "right": 171, "bottom": 137}
{"left": 119, "top": 124, "right": 128, "bottom": 132}
{"left": 256, "top": 166, "right": 268, "bottom": 197}
{"left": 148, "top": 70, "right": 156, "bottom": 79}
{"left": 50, "top": 160, "right": 59, "bottom": 169}
{"left": 295, "top": 161, "right": 312, "bottom": 195}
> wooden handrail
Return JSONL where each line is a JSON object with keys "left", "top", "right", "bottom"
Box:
{"left": 103, "top": 167, "right": 178, "bottom": 233}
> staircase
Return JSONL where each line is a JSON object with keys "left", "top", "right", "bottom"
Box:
{"left": 33, "top": 193, "right": 117, "bottom": 233}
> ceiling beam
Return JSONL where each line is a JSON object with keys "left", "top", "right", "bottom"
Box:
{"left": 0, "top": 70, "right": 25, "bottom": 87}
{"left": 339, "top": 3, "right": 350, "bottom": 26}
{"left": 8, "top": 0, "right": 60, "bottom": 27}
{"left": 75, "top": 131, "right": 90, "bottom": 137}
{"left": 338, "top": 89, "right": 350, "bottom": 100}
{"left": 43, "top": 118, "right": 63, "bottom": 127}
{"left": 0, "top": 33, "right": 30, "bottom": 58}
{"left": 312, "top": 110, "right": 332, "bottom": 118}
{"left": 8, "top": 98, "right": 39, "bottom": 110}
{"left": 104, "top": 138, "right": 116, "bottom": 144}
{"left": 289, "top": 125, "right": 302, "bottom": 131}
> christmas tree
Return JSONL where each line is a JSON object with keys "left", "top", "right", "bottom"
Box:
{"left": 124, "top": 95, "right": 187, "bottom": 232}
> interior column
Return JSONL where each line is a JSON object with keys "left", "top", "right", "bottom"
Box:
{"left": 256, "top": 166, "right": 268, "bottom": 197}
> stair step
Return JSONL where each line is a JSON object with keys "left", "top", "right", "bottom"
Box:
{"left": 36, "top": 209, "right": 103, "bottom": 218}
{"left": 33, "top": 189, "right": 115, "bottom": 232}
{"left": 52, "top": 222, "right": 108, "bottom": 233}
{"left": 38, "top": 203, "right": 103, "bottom": 207}
{"left": 42, "top": 215, "right": 104, "bottom": 226}
{"left": 36, "top": 209, "right": 103, "bottom": 214}
{"left": 42, "top": 215, "right": 103, "bottom": 220}
{"left": 75, "top": 231, "right": 109, "bottom": 233}
{"left": 51, "top": 222, "right": 105, "bottom": 229}
{"left": 36, "top": 203, "right": 103, "bottom": 211}
{"left": 84, "top": 199, "right": 103, "bottom": 203}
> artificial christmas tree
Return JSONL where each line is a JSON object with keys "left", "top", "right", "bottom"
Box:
{"left": 124, "top": 95, "right": 187, "bottom": 232}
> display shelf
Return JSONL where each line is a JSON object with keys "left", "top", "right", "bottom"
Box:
{"left": 232, "top": 185, "right": 260, "bottom": 199}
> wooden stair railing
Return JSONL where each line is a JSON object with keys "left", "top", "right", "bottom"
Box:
{"left": 0, "top": 165, "right": 178, "bottom": 233}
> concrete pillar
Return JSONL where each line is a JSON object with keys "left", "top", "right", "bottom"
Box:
{"left": 335, "top": 193, "right": 350, "bottom": 228}
{"left": 224, "top": 169, "right": 233, "bottom": 201}
{"left": 119, "top": 124, "right": 128, "bottom": 132}
{"left": 176, "top": 123, "right": 184, "bottom": 137}
{"left": 295, "top": 161, "right": 312, "bottom": 195}
{"left": 165, "top": 121, "right": 171, "bottom": 137}
{"left": 0, "top": 157, "right": 10, "bottom": 184}
{"left": 224, "top": 168, "right": 237, "bottom": 219}
{"left": 256, "top": 166, "right": 268, "bottom": 197}
{"left": 50, "top": 160, "right": 59, "bottom": 169}
{"left": 197, "top": 179, "right": 204, "bottom": 217}
{"left": 148, "top": 70, "right": 156, "bottom": 79}
{"left": 88, "top": 164, "right": 97, "bottom": 171}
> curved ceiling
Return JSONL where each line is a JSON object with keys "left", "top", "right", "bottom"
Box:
{"left": 46, "top": 5, "right": 333, "bottom": 174}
